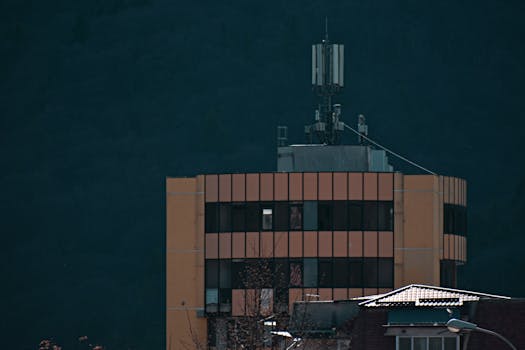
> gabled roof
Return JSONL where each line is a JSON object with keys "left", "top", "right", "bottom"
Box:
{"left": 359, "top": 284, "right": 510, "bottom": 307}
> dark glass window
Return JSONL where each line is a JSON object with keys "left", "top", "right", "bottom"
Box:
{"left": 318, "top": 259, "right": 333, "bottom": 287}
{"left": 220, "top": 260, "right": 231, "bottom": 288}
{"left": 219, "top": 288, "right": 232, "bottom": 313}
{"left": 274, "top": 202, "right": 289, "bottom": 231}
{"left": 289, "top": 203, "right": 303, "bottom": 230}
{"left": 333, "top": 201, "right": 348, "bottom": 230}
{"left": 303, "top": 258, "right": 318, "bottom": 287}
{"left": 303, "top": 201, "right": 318, "bottom": 230}
{"left": 349, "top": 259, "right": 363, "bottom": 287}
{"left": 363, "top": 202, "right": 378, "bottom": 231}
{"left": 205, "top": 203, "right": 219, "bottom": 233}
{"left": 378, "top": 258, "right": 393, "bottom": 288}
{"left": 232, "top": 259, "right": 245, "bottom": 289}
{"left": 274, "top": 287, "right": 289, "bottom": 313}
{"left": 244, "top": 260, "right": 273, "bottom": 288}
{"left": 245, "top": 202, "right": 259, "bottom": 231}
{"left": 207, "top": 318, "right": 217, "bottom": 346}
{"left": 206, "top": 259, "right": 219, "bottom": 288}
{"left": 318, "top": 201, "right": 333, "bottom": 230}
{"left": 289, "top": 261, "right": 303, "bottom": 287}
{"left": 444, "top": 204, "right": 454, "bottom": 234}
{"left": 363, "top": 258, "right": 378, "bottom": 288}
{"left": 333, "top": 258, "right": 349, "bottom": 287}
{"left": 274, "top": 259, "right": 289, "bottom": 288}
{"left": 348, "top": 201, "right": 362, "bottom": 230}
{"left": 219, "top": 204, "right": 232, "bottom": 232}
{"left": 231, "top": 203, "right": 245, "bottom": 232}
{"left": 378, "top": 201, "right": 393, "bottom": 231}
{"left": 440, "top": 260, "right": 457, "bottom": 288}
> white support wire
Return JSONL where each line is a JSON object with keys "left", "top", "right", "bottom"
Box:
{"left": 342, "top": 123, "right": 436, "bottom": 175}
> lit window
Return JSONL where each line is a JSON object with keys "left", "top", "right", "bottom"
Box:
{"left": 262, "top": 208, "right": 273, "bottom": 230}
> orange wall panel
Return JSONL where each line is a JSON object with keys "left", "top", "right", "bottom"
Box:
{"left": 319, "top": 288, "right": 333, "bottom": 301}
{"left": 274, "top": 173, "right": 288, "bottom": 200}
{"left": 333, "top": 172, "right": 348, "bottom": 200}
{"left": 289, "top": 173, "right": 302, "bottom": 200}
{"left": 274, "top": 232, "right": 288, "bottom": 257}
{"left": 364, "top": 172, "right": 378, "bottom": 200}
{"left": 444, "top": 176, "right": 450, "bottom": 203}
{"left": 232, "top": 289, "right": 245, "bottom": 316}
{"left": 364, "top": 288, "right": 378, "bottom": 296}
{"left": 318, "top": 231, "right": 332, "bottom": 257}
{"left": 289, "top": 231, "right": 303, "bottom": 257}
{"left": 246, "top": 232, "right": 259, "bottom": 258}
{"left": 219, "top": 174, "right": 232, "bottom": 202}
{"left": 205, "top": 174, "right": 218, "bottom": 202}
{"left": 246, "top": 173, "right": 259, "bottom": 201}
{"left": 318, "top": 172, "right": 333, "bottom": 200}
{"left": 378, "top": 231, "right": 393, "bottom": 257}
{"left": 206, "top": 234, "right": 218, "bottom": 259}
{"left": 232, "top": 174, "right": 245, "bottom": 202}
{"left": 260, "top": 173, "right": 274, "bottom": 201}
{"left": 333, "top": 288, "right": 348, "bottom": 300}
{"left": 349, "top": 288, "right": 363, "bottom": 298}
{"left": 219, "top": 233, "right": 231, "bottom": 258}
{"left": 232, "top": 232, "right": 245, "bottom": 258}
{"left": 303, "top": 172, "right": 318, "bottom": 200}
{"left": 260, "top": 231, "right": 274, "bottom": 258}
{"left": 289, "top": 288, "right": 303, "bottom": 312}
{"left": 378, "top": 173, "right": 393, "bottom": 200}
{"left": 303, "top": 231, "right": 317, "bottom": 257}
{"left": 333, "top": 231, "right": 347, "bottom": 257}
{"left": 349, "top": 231, "right": 363, "bottom": 257}
{"left": 349, "top": 173, "right": 363, "bottom": 200}
{"left": 364, "top": 231, "right": 378, "bottom": 257}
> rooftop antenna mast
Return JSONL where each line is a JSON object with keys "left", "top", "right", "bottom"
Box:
{"left": 305, "top": 19, "right": 344, "bottom": 144}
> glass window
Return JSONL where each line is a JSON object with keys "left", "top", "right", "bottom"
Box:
{"left": 363, "top": 201, "right": 378, "bottom": 231}
{"left": 262, "top": 207, "right": 273, "bottom": 231}
{"left": 274, "top": 259, "right": 289, "bottom": 288}
{"left": 398, "top": 338, "right": 411, "bottom": 350}
{"left": 205, "top": 203, "right": 219, "bottom": 233}
{"left": 244, "top": 260, "right": 273, "bottom": 288}
{"left": 348, "top": 201, "right": 362, "bottom": 230}
{"left": 444, "top": 337, "right": 457, "bottom": 350}
{"left": 220, "top": 260, "right": 231, "bottom": 288}
{"left": 333, "top": 201, "right": 348, "bottom": 230}
{"left": 349, "top": 259, "right": 363, "bottom": 287}
{"left": 378, "top": 201, "right": 393, "bottom": 231}
{"left": 318, "top": 259, "right": 333, "bottom": 287}
{"left": 206, "top": 288, "right": 219, "bottom": 306}
{"left": 231, "top": 203, "right": 245, "bottom": 232}
{"left": 219, "top": 288, "right": 232, "bottom": 313}
{"left": 232, "top": 259, "right": 245, "bottom": 289}
{"left": 303, "top": 201, "right": 318, "bottom": 230}
{"left": 429, "top": 337, "right": 442, "bottom": 350}
{"left": 318, "top": 201, "right": 333, "bottom": 230}
{"left": 333, "top": 258, "right": 349, "bottom": 287}
{"left": 274, "top": 202, "right": 289, "bottom": 231}
{"left": 245, "top": 202, "right": 259, "bottom": 231}
{"left": 207, "top": 318, "right": 217, "bottom": 346}
{"left": 363, "top": 258, "right": 378, "bottom": 288}
{"left": 378, "top": 258, "right": 393, "bottom": 288}
{"left": 206, "top": 259, "right": 219, "bottom": 288}
{"left": 413, "top": 338, "right": 427, "bottom": 350}
{"left": 289, "top": 203, "right": 303, "bottom": 230}
{"left": 303, "top": 258, "right": 318, "bottom": 287}
{"left": 219, "top": 203, "right": 232, "bottom": 232}
{"left": 290, "top": 261, "right": 303, "bottom": 287}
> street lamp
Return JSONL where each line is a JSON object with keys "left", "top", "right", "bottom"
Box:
{"left": 446, "top": 318, "right": 517, "bottom": 350}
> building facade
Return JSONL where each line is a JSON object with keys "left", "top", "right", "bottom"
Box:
{"left": 166, "top": 171, "right": 467, "bottom": 348}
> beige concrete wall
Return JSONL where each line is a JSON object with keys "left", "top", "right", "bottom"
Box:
{"left": 395, "top": 174, "right": 442, "bottom": 287}
{"left": 166, "top": 176, "right": 206, "bottom": 350}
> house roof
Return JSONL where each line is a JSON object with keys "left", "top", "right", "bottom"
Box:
{"left": 359, "top": 284, "right": 510, "bottom": 307}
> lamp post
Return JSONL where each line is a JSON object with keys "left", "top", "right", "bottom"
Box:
{"left": 446, "top": 318, "right": 517, "bottom": 350}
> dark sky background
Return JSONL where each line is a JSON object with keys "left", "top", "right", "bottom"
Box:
{"left": 1, "top": 0, "right": 524, "bottom": 349}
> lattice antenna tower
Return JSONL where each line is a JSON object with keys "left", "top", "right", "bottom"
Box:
{"left": 305, "top": 19, "right": 345, "bottom": 144}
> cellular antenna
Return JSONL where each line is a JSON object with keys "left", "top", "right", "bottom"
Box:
{"left": 305, "top": 21, "right": 344, "bottom": 144}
